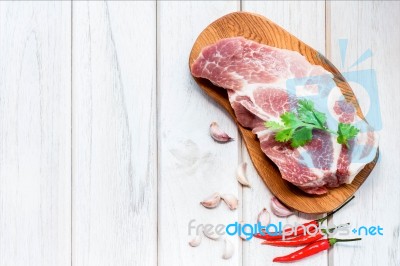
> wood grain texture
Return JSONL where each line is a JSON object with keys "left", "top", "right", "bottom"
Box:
{"left": 328, "top": 2, "right": 400, "bottom": 266}
{"left": 157, "top": 1, "right": 241, "bottom": 265}
{"left": 0, "top": 2, "right": 71, "bottom": 265}
{"left": 189, "top": 11, "right": 378, "bottom": 214}
{"left": 72, "top": 2, "right": 157, "bottom": 265}
{"left": 241, "top": 2, "right": 327, "bottom": 266}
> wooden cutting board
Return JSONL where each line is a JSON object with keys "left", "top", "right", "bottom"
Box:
{"left": 189, "top": 12, "right": 379, "bottom": 214}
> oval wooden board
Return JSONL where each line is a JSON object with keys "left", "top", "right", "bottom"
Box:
{"left": 189, "top": 12, "right": 379, "bottom": 214}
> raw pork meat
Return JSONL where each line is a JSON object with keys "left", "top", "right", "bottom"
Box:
{"left": 191, "top": 37, "right": 378, "bottom": 194}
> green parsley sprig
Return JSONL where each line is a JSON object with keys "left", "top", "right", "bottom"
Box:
{"left": 265, "top": 99, "right": 359, "bottom": 148}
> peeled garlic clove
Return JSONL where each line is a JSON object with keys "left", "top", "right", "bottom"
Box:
{"left": 221, "top": 194, "right": 238, "bottom": 210}
{"left": 270, "top": 196, "right": 294, "bottom": 217}
{"left": 236, "top": 162, "right": 251, "bottom": 187}
{"left": 257, "top": 207, "right": 270, "bottom": 226}
{"left": 210, "top": 122, "right": 233, "bottom": 142}
{"left": 200, "top": 192, "right": 221, "bottom": 209}
{"left": 189, "top": 234, "right": 202, "bottom": 247}
{"left": 203, "top": 228, "right": 220, "bottom": 240}
{"left": 222, "top": 238, "right": 234, "bottom": 259}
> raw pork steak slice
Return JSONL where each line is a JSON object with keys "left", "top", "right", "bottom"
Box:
{"left": 191, "top": 37, "right": 378, "bottom": 194}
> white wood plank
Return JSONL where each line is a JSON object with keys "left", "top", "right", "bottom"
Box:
{"left": 157, "top": 1, "right": 241, "bottom": 265}
{"left": 72, "top": 2, "right": 157, "bottom": 265}
{"left": 0, "top": 2, "right": 71, "bottom": 265}
{"left": 329, "top": 2, "right": 400, "bottom": 265}
{"left": 241, "top": 2, "right": 328, "bottom": 266}
{"left": 242, "top": 0, "right": 326, "bottom": 52}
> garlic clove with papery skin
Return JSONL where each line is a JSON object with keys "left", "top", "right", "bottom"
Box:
{"left": 203, "top": 228, "right": 221, "bottom": 240}
{"left": 236, "top": 162, "right": 251, "bottom": 187}
{"left": 221, "top": 194, "right": 238, "bottom": 210}
{"left": 270, "top": 196, "right": 294, "bottom": 217}
{"left": 188, "top": 233, "right": 202, "bottom": 247}
{"left": 257, "top": 207, "right": 271, "bottom": 227}
{"left": 209, "top": 122, "right": 234, "bottom": 142}
{"left": 200, "top": 192, "right": 221, "bottom": 209}
{"left": 222, "top": 238, "right": 234, "bottom": 259}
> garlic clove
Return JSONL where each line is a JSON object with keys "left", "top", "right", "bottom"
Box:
{"left": 236, "top": 162, "right": 251, "bottom": 187}
{"left": 200, "top": 192, "right": 221, "bottom": 209}
{"left": 203, "top": 228, "right": 220, "bottom": 240}
{"left": 257, "top": 207, "right": 270, "bottom": 227}
{"left": 210, "top": 122, "right": 234, "bottom": 142}
{"left": 221, "top": 194, "right": 238, "bottom": 210}
{"left": 222, "top": 238, "right": 234, "bottom": 259}
{"left": 188, "top": 234, "right": 202, "bottom": 247}
{"left": 270, "top": 196, "right": 294, "bottom": 217}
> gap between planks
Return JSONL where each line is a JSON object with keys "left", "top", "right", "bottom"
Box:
{"left": 325, "top": 1, "right": 333, "bottom": 266}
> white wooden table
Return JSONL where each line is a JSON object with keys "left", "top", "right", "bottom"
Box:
{"left": 0, "top": 1, "right": 399, "bottom": 265}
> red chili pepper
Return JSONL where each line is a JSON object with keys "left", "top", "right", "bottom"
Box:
{"left": 273, "top": 238, "right": 361, "bottom": 263}
{"left": 260, "top": 223, "right": 350, "bottom": 247}
{"left": 262, "top": 232, "right": 323, "bottom": 247}
{"left": 254, "top": 196, "right": 354, "bottom": 241}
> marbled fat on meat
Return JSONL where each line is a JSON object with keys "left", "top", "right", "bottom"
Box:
{"left": 191, "top": 37, "right": 378, "bottom": 194}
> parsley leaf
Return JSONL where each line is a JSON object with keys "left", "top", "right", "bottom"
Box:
{"left": 281, "top": 112, "right": 302, "bottom": 128}
{"left": 297, "top": 99, "right": 327, "bottom": 129}
{"left": 337, "top": 123, "right": 360, "bottom": 147}
{"left": 291, "top": 127, "right": 313, "bottom": 148}
{"left": 275, "top": 128, "right": 294, "bottom": 142}
{"left": 264, "top": 99, "right": 359, "bottom": 148}
{"left": 265, "top": 121, "right": 284, "bottom": 130}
